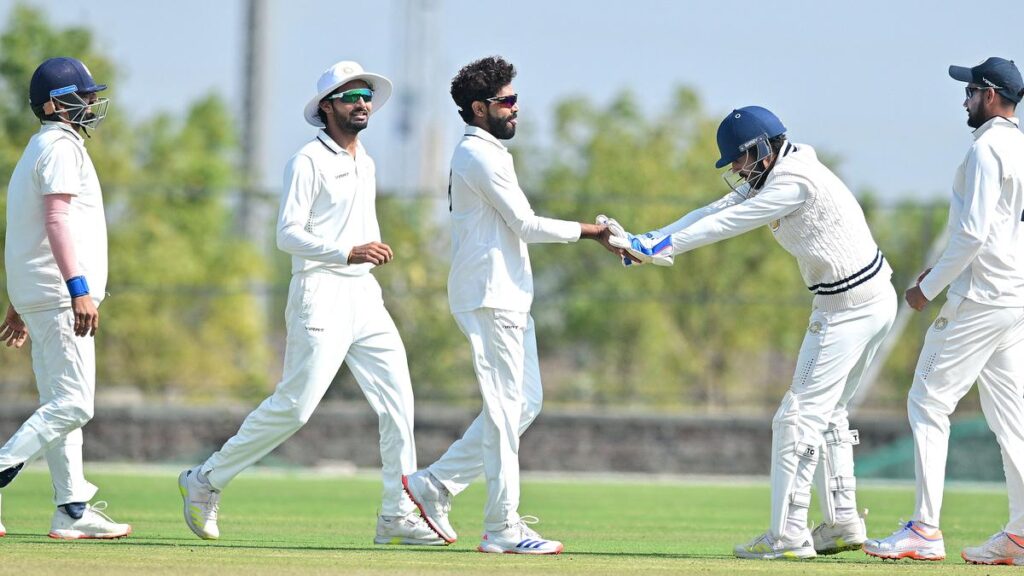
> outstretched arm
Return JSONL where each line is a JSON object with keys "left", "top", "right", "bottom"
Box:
{"left": 668, "top": 180, "right": 807, "bottom": 255}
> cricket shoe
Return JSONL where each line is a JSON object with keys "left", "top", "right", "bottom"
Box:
{"left": 0, "top": 462, "right": 23, "bottom": 488}
{"left": 374, "top": 512, "right": 448, "bottom": 546}
{"left": 178, "top": 466, "right": 220, "bottom": 539}
{"left": 961, "top": 531, "right": 1024, "bottom": 565}
{"left": 812, "top": 510, "right": 868, "bottom": 554}
{"left": 478, "top": 516, "right": 563, "bottom": 554}
{"left": 862, "top": 520, "right": 945, "bottom": 561}
{"left": 402, "top": 471, "right": 456, "bottom": 543}
{"left": 49, "top": 501, "right": 131, "bottom": 539}
{"left": 734, "top": 529, "right": 817, "bottom": 559}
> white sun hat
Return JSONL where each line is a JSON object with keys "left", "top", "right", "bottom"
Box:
{"left": 303, "top": 60, "right": 393, "bottom": 127}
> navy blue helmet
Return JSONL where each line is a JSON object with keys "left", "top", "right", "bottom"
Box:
{"left": 715, "top": 106, "right": 786, "bottom": 169}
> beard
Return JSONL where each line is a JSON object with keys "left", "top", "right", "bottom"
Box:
{"left": 487, "top": 110, "right": 516, "bottom": 140}
{"left": 337, "top": 105, "right": 369, "bottom": 134}
{"left": 967, "top": 107, "right": 986, "bottom": 129}
{"left": 340, "top": 114, "right": 368, "bottom": 134}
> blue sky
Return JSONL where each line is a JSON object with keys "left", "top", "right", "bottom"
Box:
{"left": 4, "top": 0, "right": 1023, "bottom": 201}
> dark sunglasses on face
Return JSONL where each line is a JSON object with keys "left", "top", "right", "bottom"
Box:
{"left": 328, "top": 88, "right": 374, "bottom": 104}
{"left": 965, "top": 85, "right": 998, "bottom": 99}
{"left": 485, "top": 93, "right": 518, "bottom": 107}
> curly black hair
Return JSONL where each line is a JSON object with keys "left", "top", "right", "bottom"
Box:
{"left": 450, "top": 56, "right": 516, "bottom": 123}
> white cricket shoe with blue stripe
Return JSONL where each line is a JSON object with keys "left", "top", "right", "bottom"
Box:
{"left": 478, "top": 516, "right": 563, "bottom": 555}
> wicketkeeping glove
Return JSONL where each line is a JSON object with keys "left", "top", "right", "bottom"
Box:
{"left": 596, "top": 214, "right": 636, "bottom": 267}
{"left": 609, "top": 229, "right": 675, "bottom": 267}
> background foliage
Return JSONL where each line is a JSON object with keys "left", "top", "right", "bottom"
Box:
{"left": 1, "top": 5, "right": 953, "bottom": 412}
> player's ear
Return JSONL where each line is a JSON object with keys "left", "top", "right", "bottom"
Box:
{"left": 472, "top": 100, "right": 487, "bottom": 119}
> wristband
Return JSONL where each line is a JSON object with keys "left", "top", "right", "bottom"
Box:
{"left": 66, "top": 275, "right": 90, "bottom": 298}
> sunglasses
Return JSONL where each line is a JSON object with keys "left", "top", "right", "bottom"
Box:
{"left": 485, "top": 93, "right": 518, "bottom": 107}
{"left": 965, "top": 85, "right": 998, "bottom": 99}
{"left": 327, "top": 88, "right": 374, "bottom": 104}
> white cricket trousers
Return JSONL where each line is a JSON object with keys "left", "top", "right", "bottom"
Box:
{"left": 0, "top": 306, "right": 99, "bottom": 505}
{"left": 770, "top": 286, "right": 897, "bottom": 538}
{"left": 908, "top": 295, "right": 1024, "bottom": 533}
{"left": 427, "top": 309, "right": 542, "bottom": 532}
{"left": 201, "top": 272, "right": 418, "bottom": 516}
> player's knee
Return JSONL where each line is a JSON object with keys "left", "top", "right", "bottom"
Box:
{"left": 63, "top": 403, "right": 94, "bottom": 428}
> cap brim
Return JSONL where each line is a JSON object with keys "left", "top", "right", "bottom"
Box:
{"left": 948, "top": 65, "right": 973, "bottom": 83}
{"left": 303, "top": 73, "right": 392, "bottom": 127}
{"left": 715, "top": 157, "right": 731, "bottom": 169}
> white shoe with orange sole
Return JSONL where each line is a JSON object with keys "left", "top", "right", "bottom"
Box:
{"left": 961, "top": 531, "right": 1024, "bottom": 566}
{"left": 863, "top": 521, "right": 944, "bottom": 561}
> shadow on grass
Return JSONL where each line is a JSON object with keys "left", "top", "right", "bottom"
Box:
{"left": 7, "top": 535, "right": 885, "bottom": 564}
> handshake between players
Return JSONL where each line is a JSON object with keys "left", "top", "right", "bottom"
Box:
{"left": 596, "top": 214, "right": 675, "bottom": 267}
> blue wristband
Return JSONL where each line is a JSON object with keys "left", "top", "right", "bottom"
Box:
{"left": 66, "top": 276, "right": 90, "bottom": 298}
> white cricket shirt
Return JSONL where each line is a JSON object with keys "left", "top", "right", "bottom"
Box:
{"left": 5, "top": 122, "right": 107, "bottom": 313}
{"left": 919, "top": 116, "right": 1024, "bottom": 306}
{"left": 447, "top": 126, "right": 581, "bottom": 313}
{"left": 657, "top": 142, "right": 891, "bottom": 312}
{"left": 277, "top": 130, "right": 379, "bottom": 277}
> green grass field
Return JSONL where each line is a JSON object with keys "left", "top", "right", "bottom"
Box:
{"left": 0, "top": 467, "right": 1011, "bottom": 575}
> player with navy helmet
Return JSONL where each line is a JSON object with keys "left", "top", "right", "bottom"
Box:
{"left": 0, "top": 56, "right": 130, "bottom": 539}
{"left": 609, "top": 106, "right": 897, "bottom": 559}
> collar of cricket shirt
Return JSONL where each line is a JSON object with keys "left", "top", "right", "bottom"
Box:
{"left": 972, "top": 115, "right": 1020, "bottom": 140}
{"left": 42, "top": 121, "right": 84, "bottom": 143}
{"left": 316, "top": 129, "right": 364, "bottom": 158}
{"left": 464, "top": 125, "right": 507, "bottom": 152}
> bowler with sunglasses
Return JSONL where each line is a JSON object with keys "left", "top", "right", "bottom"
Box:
{"left": 178, "top": 61, "right": 443, "bottom": 547}
{"left": 865, "top": 56, "right": 1024, "bottom": 566}
{"left": 402, "top": 56, "right": 622, "bottom": 555}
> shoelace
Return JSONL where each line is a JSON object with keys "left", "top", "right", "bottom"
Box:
{"left": 433, "top": 481, "right": 452, "bottom": 514}
{"left": 85, "top": 501, "right": 118, "bottom": 524}
{"left": 205, "top": 492, "right": 221, "bottom": 518}
{"left": 516, "top": 515, "right": 542, "bottom": 540}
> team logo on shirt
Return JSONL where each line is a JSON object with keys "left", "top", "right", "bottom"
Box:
{"left": 769, "top": 219, "right": 781, "bottom": 232}
{"left": 933, "top": 317, "right": 948, "bottom": 331}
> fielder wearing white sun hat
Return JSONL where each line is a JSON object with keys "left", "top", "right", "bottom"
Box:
{"left": 303, "top": 60, "right": 393, "bottom": 127}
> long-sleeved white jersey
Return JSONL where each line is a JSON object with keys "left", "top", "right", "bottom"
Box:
{"left": 653, "top": 141, "right": 892, "bottom": 312}
{"left": 919, "top": 116, "right": 1024, "bottom": 306}
{"left": 447, "top": 125, "right": 581, "bottom": 313}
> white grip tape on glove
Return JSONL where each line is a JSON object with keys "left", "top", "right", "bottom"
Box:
{"left": 608, "top": 231, "right": 675, "bottom": 267}
{"left": 596, "top": 214, "right": 634, "bottom": 267}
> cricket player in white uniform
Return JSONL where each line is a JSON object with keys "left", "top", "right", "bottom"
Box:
{"left": 0, "top": 57, "right": 131, "bottom": 539}
{"left": 401, "top": 56, "right": 621, "bottom": 555}
{"left": 613, "top": 106, "right": 897, "bottom": 559}
{"left": 178, "top": 61, "right": 441, "bottom": 546}
{"left": 864, "top": 57, "right": 1024, "bottom": 566}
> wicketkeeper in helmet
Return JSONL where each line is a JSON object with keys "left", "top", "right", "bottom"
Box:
{"left": 0, "top": 57, "right": 130, "bottom": 539}
{"left": 608, "top": 106, "right": 897, "bottom": 559}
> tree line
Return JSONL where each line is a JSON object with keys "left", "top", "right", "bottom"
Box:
{"left": 0, "top": 5, "right": 954, "bottom": 412}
